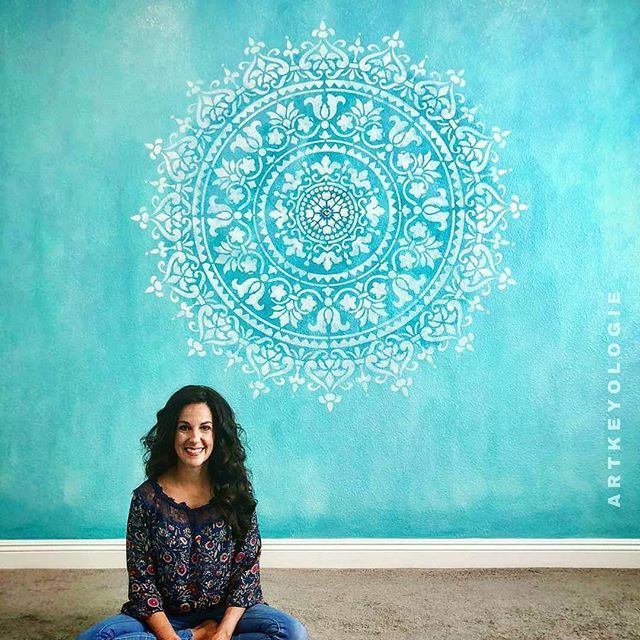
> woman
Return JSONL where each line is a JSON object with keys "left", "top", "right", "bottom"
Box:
{"left": 77, "top": 385, "right": 308, "bottom": 640}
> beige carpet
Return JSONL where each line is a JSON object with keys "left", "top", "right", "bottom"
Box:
{"left": 1, "top": 568, "right": 639, "bottom": 639}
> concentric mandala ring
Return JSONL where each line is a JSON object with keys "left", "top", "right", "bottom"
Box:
{"left": 134, "top": 23, "right": 526, "bottom": 410}
{"left": 251, "top": 142, "right": 401, "bottom": 283}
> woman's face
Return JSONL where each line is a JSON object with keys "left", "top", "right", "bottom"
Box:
{"left": 173, "top": 402, "right": 215, "bottom": 469}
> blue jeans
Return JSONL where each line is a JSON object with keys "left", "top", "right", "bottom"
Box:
{"left": 76, "top": 603, "right": 308, "bottom": 640}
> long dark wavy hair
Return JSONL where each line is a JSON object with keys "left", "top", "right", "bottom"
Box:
{"left": 141, "top": 385, "right": 257, "bottom": 542}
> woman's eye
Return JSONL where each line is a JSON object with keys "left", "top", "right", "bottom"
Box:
{"left": 201, "top": 425, "right": 211, "bottom": 431}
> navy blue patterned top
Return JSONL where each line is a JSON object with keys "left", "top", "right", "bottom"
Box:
{"left": 120, "top": 479, "right": 265, "bottom": 620}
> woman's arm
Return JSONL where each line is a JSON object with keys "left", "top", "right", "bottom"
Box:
{"left": 206, "top": 511, "right": 263, "bottom": 639}
{"left": 224, "top": 511, "right": 263, "bottom": 609}
{"left": 211, "top": 606, "right": 245, "bottom": 640}
{"left": 146, "top": 611, "right": 181, "bottom": 640}
{"left": 123, "top": 492, "right": 167, "bottom": 623}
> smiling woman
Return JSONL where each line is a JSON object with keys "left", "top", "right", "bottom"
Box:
{"left": 75, "top": 385, "right": 308, "bottom": 640}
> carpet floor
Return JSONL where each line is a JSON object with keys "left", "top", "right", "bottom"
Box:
{"left": 1, "top": 568, "right": 639, "bottom": 640}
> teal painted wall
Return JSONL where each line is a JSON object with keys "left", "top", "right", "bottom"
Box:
{"left": 1, "top": 0, "right": 638, "bottom": 539}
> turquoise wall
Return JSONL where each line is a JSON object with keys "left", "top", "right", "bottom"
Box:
{"left": 1, "top": 0, "right": 638, "bottom": 539}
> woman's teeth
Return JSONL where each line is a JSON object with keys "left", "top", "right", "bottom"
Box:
{"left": 185, "top": 447, "right": 204, "bottom": 456}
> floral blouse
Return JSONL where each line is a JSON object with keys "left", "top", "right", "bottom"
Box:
{"left": 120, "top": 479, "right": 265, "bottom": 620}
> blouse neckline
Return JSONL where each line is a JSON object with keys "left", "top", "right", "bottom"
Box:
{"left": 149, "top": 478, "right": 216, "bottom": 512}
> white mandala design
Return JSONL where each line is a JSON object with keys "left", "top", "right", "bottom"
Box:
{"left": 134, "top": 23, "right": 527, "bottom": 410}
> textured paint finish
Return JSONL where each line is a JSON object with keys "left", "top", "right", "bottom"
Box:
{"left": 0, "top": 0, "right": 638, "bottom": 539}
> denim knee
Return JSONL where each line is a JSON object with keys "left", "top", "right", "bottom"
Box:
{"left": 75, "top": 613, "right": 149, "bottom": 639}
{"left": 278, "top": 615, "right": 308, "bottom": 640}
{"left": 288, "top": 618, "right": 309, "bottom": 640}
{"left": 251, "top": 611, "right": 308, "bottom": 640}
{"left": 76, "top": 621, "right": 105, "bottom": 640}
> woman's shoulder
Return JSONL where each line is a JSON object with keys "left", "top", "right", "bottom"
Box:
{"left": 129, "top": 478, "right": 158, "bottom": 509}
{"left": 131, "top": 477, "right": 154, "bottom": 495}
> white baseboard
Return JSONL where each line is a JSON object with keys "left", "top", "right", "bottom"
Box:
{"left": 1, "top": 539, "right": 639, "bottom": 569}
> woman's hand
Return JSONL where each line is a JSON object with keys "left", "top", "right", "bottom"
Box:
{"left": 192, "top": 605, "right": 244, "bottom": 640}
{"left": 191, "top": 619, "right": 220, "bottom": 640}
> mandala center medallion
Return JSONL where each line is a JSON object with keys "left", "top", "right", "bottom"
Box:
{"left": 297, "top": 182, "right": 356, "bottom": 242}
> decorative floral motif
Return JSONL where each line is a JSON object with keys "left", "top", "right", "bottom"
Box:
{"left": 134, "top": 23, "right": 526, "bottom": 409}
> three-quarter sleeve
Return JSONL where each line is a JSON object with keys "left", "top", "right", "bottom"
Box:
{"left": 123, "top": 491, "right": 165, "bottom": 620}
{"left": 225, "top": 510, "right": 264, "bottom": 608}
